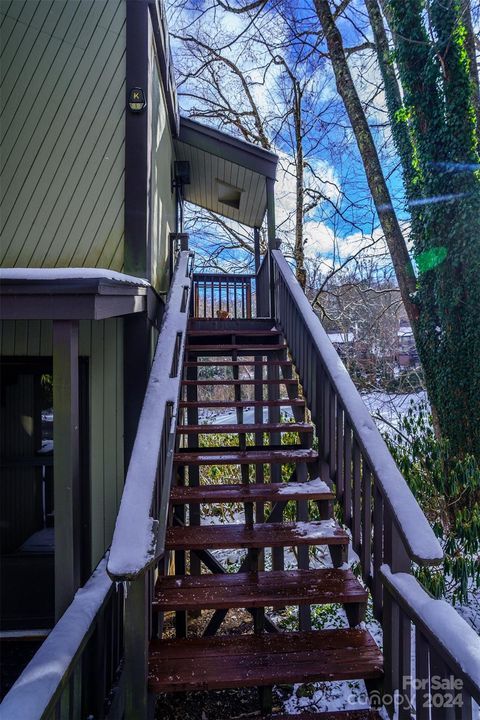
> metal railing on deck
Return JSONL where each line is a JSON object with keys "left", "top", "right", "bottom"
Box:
{"left": 106, "top": 250, "right": 194, "bottom": 717}
{"left": 0, "top": 557, "right": 123, "bottom": 720}
{"left": 271, "top": 247, "right": 480, "bottom": 720}
{"left": 191, "top": 272, "right": 255, "bottom": 318}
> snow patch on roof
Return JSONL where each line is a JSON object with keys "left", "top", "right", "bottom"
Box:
{"left": 0, "top": 267, "right": 150, "bottom": 287}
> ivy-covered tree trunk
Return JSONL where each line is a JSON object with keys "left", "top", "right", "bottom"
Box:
{"left": 384, "top": 0, "right": 480, "bottom": 459}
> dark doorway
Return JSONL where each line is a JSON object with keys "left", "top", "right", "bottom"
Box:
{"left": 0, "top": 357, "right": 90, "bottom": 632}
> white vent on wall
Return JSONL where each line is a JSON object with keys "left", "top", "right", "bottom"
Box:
{"left": 217, "top": 180, "right": 242, "bottom": 210}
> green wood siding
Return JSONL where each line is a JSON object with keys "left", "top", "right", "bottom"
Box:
{"left": 0, "top": 319, "right": 124, "bottom": 567}
{"left": 149, "top": 43, "right": 176, "bottom": 292}
{"left": 0, "top": 0, "right": 126, "bottom": 271}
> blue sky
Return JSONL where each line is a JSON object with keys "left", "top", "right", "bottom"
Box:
{"left": 167, "top": 0, "right": 411, "bottom": 274}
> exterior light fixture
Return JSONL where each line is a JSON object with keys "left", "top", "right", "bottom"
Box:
{"left": 172, "top": 161, "right": 191, "bottom": 192}
{"left": 128, "top": 87, "right": 146, "bottom": 112}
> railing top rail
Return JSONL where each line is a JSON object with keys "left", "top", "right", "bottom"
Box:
{"left": 272, "top": 249, "right": 443, "bottom": 566}
{"left": 192, "top": 272, "right": 255, "bottom": 280}
{"left": 0, "top": 558, "right": 112, "bottom": 720}
{"left": 107, "top": 251, "right": 193, "bottom": 580}
{"left": 381, "top": 565, "right": 480, "bottom": 702}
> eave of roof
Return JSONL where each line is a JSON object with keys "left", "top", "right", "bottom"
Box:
{"left": 0, "top": 268, "right": 154, "bottom": 321}
{"left": 178, "top": 117, "right": 278, "bottom": 180}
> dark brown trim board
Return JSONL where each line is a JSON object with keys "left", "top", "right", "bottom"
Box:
{"left": 125, "top": 0, "right": 149, "bottom": 278}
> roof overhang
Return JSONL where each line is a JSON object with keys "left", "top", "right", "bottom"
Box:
{"left": 0, "top": 269, "right": 156, "bottom": 321}
{"left": 174, "top": 117, "right": 278, "bottom": 228}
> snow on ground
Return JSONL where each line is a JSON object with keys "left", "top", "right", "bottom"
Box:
{"left": 361, "top": 391, "right": 427, "bottom": 436}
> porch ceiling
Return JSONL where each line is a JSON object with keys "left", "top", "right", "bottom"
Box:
{"left": 174, "top": 118, "right": 278, "bottom": 228}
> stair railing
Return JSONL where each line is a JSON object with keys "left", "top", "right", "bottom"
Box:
{"left": 271, "top": 248, "right": 480, "bottom": 719}
{"left": 107, "top": 250, "right": 194, "bottom": 718}
{"left": 191, "top": 272, "right": 255, "bottom": 318}
{"left": 0, "top": 556, "right": 123, "bottom": 720}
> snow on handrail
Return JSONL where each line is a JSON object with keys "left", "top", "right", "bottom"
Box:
{"left": 0, "top": 559, "right": 112, "bottom": 720}
{"left": 272, "top": 249, "right": 443, "bottom": 565}
{"left": 381, "top": 565, "right": 480, "bottom": 702}
{"left": 107, "top": 251, "right": 193, "bottom": 580}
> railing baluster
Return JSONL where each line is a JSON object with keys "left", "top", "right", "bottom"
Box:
{"left": 398, "top": 610, "right": 412, "bottom": 720}
{"left": 429, "top": 650, "right": 457, "bottom": 720}
{"left": 322, "top": 376, "right": 330, "bottom": 461}
{"left": 361, "top": 464, "right": 372, "bottom": 584}
{"left": 329, "top": 387, "right": 336, "bottom": 480}
{"left": 383, "top": 593, "right": 400, "bottom": 715}
{"left": 343, "top": 421, "right": 352, "bottom": 526}
{"left": 457, "top": 693, "right": 473, "bottom": 720}
{"left": 415, "top": 628, "right": 430, "bottom": 720}
{"left": 352, "top": 441, "right": 361, "bottom": 554}
{"left": 372, "top": 485, "right": 384, "bottom": 618}
{"left": 336, "top": 404, "right": 344, "bottom": 498}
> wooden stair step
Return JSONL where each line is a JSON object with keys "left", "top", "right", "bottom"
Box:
{"left": 169, "top": 479, "right": 332, "bottom": 504}
{"left": 148, "top": 629, "right": 383, "bottom": 692}
{"left": 179, "top": 399, "right": 304, "bottom": 409}
{"left": 177, "top": 422, "right": 313, "bottom": 435}
{"left": 267, "top": 712, "right": 381, "bottom": 720}
{"left": 153, "top": 568, "right": 367, "bottom": 611}
{"left": 173, "top": 449, "right": 318, "bottom": 466}
{"left": 186, "top": 344, "right": 287, "bottom": 352}
{"left": 182, "top": 378, "right": 298, "bottom": 386}
{"left": 165, "top": 520, "right": 348, "bottom": 551}
{"left": 188, "top": 329, "right": 281, "bottom": 337}
{"left": 184, "top": 360, "right": 292, "bottom": 367}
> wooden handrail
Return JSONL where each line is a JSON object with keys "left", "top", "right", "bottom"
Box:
{"left": 0, "top": 557, "right": 119, "bottom": 720}
{"left": 271, "top": 248, "right": 443, "bottom": 567}
{"left": 107, "top": 251, "right": 193, "bottom": 580}
{"left": 381, "top": 564, "right": 480, "bottom": 711}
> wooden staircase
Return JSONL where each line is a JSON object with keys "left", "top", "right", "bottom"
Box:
{"left": 148, "top": 319, "right": 383, "bottom": 716}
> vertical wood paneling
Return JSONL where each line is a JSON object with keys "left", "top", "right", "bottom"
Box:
{"left": 149, "top": 47, "right": 176, "bottom": 292}
{"left": 0, "top": 0, "right": 126, "bottom": 270}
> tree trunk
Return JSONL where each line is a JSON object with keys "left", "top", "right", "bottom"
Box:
{"left": 364, "top": 0, "right": 416, "bottom": 189}
{"left": 313, "top": 0, "right": 418, "bottom": 328}
{"left": 294, "top": 81, "right": 307, "bottom": 289}
{"left": 460, "top": 0, "right": 480, "bottom": 141}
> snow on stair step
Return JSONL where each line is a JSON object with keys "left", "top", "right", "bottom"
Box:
{"left": 165, "top": 520, "right": 348, "bottom": 551}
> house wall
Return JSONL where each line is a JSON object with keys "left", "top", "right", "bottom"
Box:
{"left": 149, "top": 45, "right": 176, "bottom": 293}
{"left": 0, "top": 319, "right": 124, "bottom": 569}
{"left": 0, "top": 0, "right": 126, "bottom": 271}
